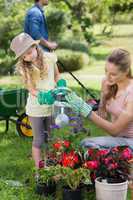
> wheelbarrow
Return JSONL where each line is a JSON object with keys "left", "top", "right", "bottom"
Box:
{"left": 0, "top": 88, "right": 32, "bottom": 137}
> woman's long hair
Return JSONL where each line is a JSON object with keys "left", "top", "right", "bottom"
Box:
{"left": 103, "top": 48, "right": 132, "bottom": 107}
{"left": 16, "top": 45, "right": 48, "bottom": 88}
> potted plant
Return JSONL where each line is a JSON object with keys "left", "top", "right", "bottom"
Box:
{"left": 84, "top": 146, "right": 133, "bottom": 200}
{"left": 35, "top": 165, "right": 61, "bottom": 196}
{"left": 51, "top": 140, "right": 91, "bottom": 200}
{"left": 60, "top": 167, "right": 90, "bottom": 200}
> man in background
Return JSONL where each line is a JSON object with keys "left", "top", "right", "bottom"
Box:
{"left": 24, "top": 0, "right": 58, "bottom": 52}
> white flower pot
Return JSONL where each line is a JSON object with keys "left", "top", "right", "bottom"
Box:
{"left": 95, "top": 177, "right": 128, "bottom": 200}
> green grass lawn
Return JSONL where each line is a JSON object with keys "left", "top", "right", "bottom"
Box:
{"left": 0, "top": 24, "right": 132, "bottom": 199}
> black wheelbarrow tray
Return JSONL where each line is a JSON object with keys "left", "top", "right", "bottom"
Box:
{"left": 0, "top": 88, "right": 32, "bottom": 137}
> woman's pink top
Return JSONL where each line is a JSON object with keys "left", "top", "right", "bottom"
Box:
{"left": 106, "top": 83, "right": 133, "bottom": 138}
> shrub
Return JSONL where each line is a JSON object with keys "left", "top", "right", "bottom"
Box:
{"left": 0, "top": 55, "right": 15, "bottom": 75}
{"left": 56, "top": 49, "right": 89, "bottom": 72}
{"left": 47, "top": 10, "right": 69, "bottom": 40}
{"left": 58, "top": 40, "right": 89, "bottom": 54}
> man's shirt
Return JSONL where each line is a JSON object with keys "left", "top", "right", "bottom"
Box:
{"left": 24, "top": 3, "right": 49, "bottom": 51}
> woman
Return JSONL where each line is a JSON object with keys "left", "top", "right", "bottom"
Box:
{"left": 10, "top": 33, "right": 60, "bottom": 169}
{"left": 65, "top": 48, "right": 133, "bottom": 150}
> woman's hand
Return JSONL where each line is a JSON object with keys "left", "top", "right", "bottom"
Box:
{"left": 101, "top": 78, "right": 111, "bottom": 96}
{"left": 65, "top": 92, "right": 93, "bottom": 118}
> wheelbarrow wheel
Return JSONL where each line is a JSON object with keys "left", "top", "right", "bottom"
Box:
{"left": 16, "top": 113, "right": 33, "bottom": 137}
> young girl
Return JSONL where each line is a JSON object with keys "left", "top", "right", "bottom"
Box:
{"left": 10, "top": 32, "right": 60, "bottom": 169}
{"left": 65, "top": 48, "right": 133, "bottom": 150}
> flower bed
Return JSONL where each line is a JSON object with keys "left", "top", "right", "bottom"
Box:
{"left": 34, "top": 138, "right": 133, "bottom": 199}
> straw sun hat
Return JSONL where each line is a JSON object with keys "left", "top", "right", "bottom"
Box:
{"left": 10, "top": 32, "right": 40, "bottom": 59}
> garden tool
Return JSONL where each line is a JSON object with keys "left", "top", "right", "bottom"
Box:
{"left": 38, "top": 79, "right": 71, "bottom": 128}
{"left": 57, "top": 60, "right": 100, "bottom": 111}
{"left": 54, "top": 106, "right": 69, "bottom": 128}
{"left": 38, "top": 79, "right": 92, "bottom": 134}
{"left": 50, "top": 83, "right": 71, "bottom": 128}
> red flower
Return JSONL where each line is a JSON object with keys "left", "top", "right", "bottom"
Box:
{"left": 61, "top": 151, "right": 79, "bottom": 168}
{"left": 63, "top": 140, "right": 70, "bottom": 148}
{"left": 53, "top": 141, "right": 62, "bottom": 150}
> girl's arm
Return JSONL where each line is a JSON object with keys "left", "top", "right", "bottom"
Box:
{"left": 21, "top": 70, "right": 38, "bottom": 97}
{"left": 26, "top": 75, "right": 38, "bottom": 97}
{"left": 90, "top": 99, "right": 133, "bottom": 136}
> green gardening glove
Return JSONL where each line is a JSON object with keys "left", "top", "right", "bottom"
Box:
{"left": 54, "top": 79, "right": 68, "bottom": 96}
{"left": 65, "top": 92, "right": 92, "bottom": 118}
{"left": 56, "top": 79, "right": 67, "bottom": 88}
{"left": 38, "top": 90, "right": 55, "bottom": 105}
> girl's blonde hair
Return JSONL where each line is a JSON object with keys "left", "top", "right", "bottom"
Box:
{"left": 16, "top": 46, "right": 48, "bottom": 88}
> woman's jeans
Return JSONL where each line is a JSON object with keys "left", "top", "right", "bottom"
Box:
{"left": 81, "top": 136, "right": 133, "bottom": 151}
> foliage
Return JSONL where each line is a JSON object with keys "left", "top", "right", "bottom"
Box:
{"left": 50, "top": 138, "right": 82, "bottom": 168}
{"left": 1, "top": 0, "right": 133, "bottom": 74}
{"left": 0, "top": 1, "right": 32, "bottom": 74}
{"left": 56, "top": 49, "right": 89, "bottom": 72}
{"left": 59, "top": 40, "right": 89, "bottom": 54}
{"left": 110, "top": 0, "right": 133, "bottom": 13}
{"left": 47, "top": 10, "right": 70, "bottom": 40}
{"left": 50, "top": 0, "right": 133, "bottom": 38}
{"left": 36, "top": 165, "right": 61, "bottom": 185}
{"left": 0, "top": 54, "right": 15, "bottom": 75}
{"left": 84, "top": 146, "right": 133, "bottom": 183}
{"left": 0, "top": 1, "right": 30, "bottom": 53}
{"left": 0, "top": 79, "right": 132, "bottom": 198}
{"left": 41, "top": 139, "right": 90, "bottom": 191}
{"left": 60, "top": 167, "right": 90, "bottom": 191}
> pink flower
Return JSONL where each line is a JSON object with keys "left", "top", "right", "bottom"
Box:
{"left": 104, "top": 157, "right": 113, "bottom": 165}
{"left": 90, "top": 171, "right": 96, "bottom": 182}
{"left": 84, "top": 161, "right": 99, "bottom": 170}
{"left": 121, "top": 148, "right": 132, "bottom": 160}
{"left": 97, "top": 149, "right": 109, "bottom": 156}
{"left": 108, "top": 163, "right": 118, "bottom": 170}
{"left": 111, "top": 147, "right": 119, "bottom": 153}
{"left": 88, "top": 148, "right": 94, "bottom": 157}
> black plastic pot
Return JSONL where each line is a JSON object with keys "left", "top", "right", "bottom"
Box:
{"left": 84, "top": 183, "right": 95, "bottom": 192}
{"left": 35, "top": 182, "right": 56, "bottom": 196}
{"left": 63, "top": 187, "right": 82, "bottom": 200}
